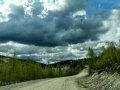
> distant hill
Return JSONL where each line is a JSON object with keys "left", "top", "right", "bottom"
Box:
{"left": 0, "top": 55, "right": 46, "bottom": 67}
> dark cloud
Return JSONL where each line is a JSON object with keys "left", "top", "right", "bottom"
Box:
{"left": 45, "top": 47, "right": 67, "bottom": 53}
{"left": 112, "top": 5, "right": 120, "bottom": 9}
{"left": 32, "top": 1, "right": 44, "bottom": 16}
{"left": 65, "top": 0, "right": 86, "bottom": 11}
{"left": 8, "top": 4, "right": 25, "bottom": 20}
{"left": 0, "top": 12, "right": 4, "bottom": 18}
{"left": 0, "top": 0, "right": 109, "bottom": 47}
{"left": 61, "top": 14, "right": 109, "bottom": 43}
{"left": 0, "top": 44, "right": 38, "bottom": 54}
{"left": 15, "top": 47, "right": 38, "bottom": 54}
{"left": 55, "top": 16, "right": 72, "bottom": 30}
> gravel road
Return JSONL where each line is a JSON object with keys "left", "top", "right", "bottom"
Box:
{"left": 0, "top": 69, "right": 89, "bottom": 90}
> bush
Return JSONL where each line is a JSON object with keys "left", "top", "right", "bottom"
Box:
{"left": 88, "top": 41, "right": 120, "bottom": 74}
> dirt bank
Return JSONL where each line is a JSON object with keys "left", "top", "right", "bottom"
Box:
{"left": 76, "top": 71, "right": 120, "bottom": 90}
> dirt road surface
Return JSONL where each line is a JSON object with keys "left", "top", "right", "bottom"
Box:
{"left": 0, "top": 69, "right": 89, "bottom": 90}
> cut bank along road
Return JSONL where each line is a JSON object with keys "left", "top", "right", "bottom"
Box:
{"left": 0, "top": 69, "right": 89, "bottom": 90}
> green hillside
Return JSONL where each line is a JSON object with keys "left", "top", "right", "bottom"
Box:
{"left": 0, "top": 54, "right": 86, "bottom": 86}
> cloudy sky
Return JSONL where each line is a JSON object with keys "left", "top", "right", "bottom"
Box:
{"left": 0, "top": 0, "right": 120, "bottom": 63}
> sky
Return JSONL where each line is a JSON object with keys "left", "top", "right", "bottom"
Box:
{"left": 0, "top": 0, "right": 120, "bottom": 63}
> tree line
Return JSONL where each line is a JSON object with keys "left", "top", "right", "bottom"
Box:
{"left": 0, "top": 54, "right": 85, "bottom": 86}
{"left": 87, "top": 41, "right": 120, "bottom": 74}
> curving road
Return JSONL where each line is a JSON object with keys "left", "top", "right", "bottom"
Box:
{"left": 0, "top": 69, "right": 89, "bottom": 90}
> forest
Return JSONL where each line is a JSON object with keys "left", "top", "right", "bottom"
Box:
{"left": 0, "top": 53, "right": 85, "bottom": 86}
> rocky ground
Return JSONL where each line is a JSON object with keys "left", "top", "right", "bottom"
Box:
{"left": 76, "top": 71, "right": 120, "bottom": 90}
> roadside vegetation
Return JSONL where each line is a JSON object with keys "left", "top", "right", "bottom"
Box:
{"left": 2, "top": 41, "right": 119, "bottom": 86}
{"left": 0, "top": 54, "right": 86, "bottom": 86}
{"left": 87, "top": 41, "right": 120, "bottom": 74}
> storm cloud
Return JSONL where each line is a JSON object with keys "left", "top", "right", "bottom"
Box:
{"left": 0, "top": 0, "right": 109, "bottom": 47}
{"left": 0, "top": 0, "right": 120, "bottom": 63}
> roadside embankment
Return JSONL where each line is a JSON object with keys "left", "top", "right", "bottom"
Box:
{"left": 76, "top": 71, "right": 120, "bottom": 90}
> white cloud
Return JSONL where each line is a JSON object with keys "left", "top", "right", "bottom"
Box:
{"left": 94, "top": 42, "right": 106, "bottom": 49}
{"left": 116, "top": 28, "right": 120, "bottom": 38}
{"left": 41, "top": 0, "right": 66, "bottom": 11}
{"left": 0, "top": 0, "right": 67, "bottom": 21}
{"left": 100, "top": 9, "right": 120, "bottom": 43}
{"left": 73, "top": 10, "right": 86, "bottom": 17}
{"left": 0, "top": 0, "right": 29, "bottom": 22}
{"left": 0, "top": 3, "right": 10, "bottom": 22}
{"left": 0, "top": 40, "right": 104, "bottom": 63}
